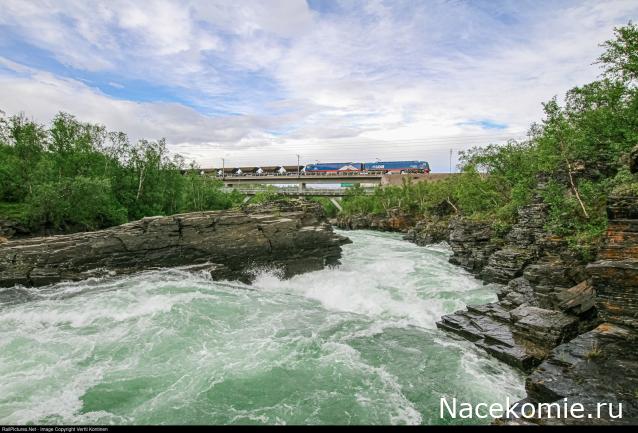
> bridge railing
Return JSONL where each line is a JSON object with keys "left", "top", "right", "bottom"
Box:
{"left": 222, "top": 187, "right": 375, "bottom": 196}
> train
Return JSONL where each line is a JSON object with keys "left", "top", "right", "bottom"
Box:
{"left": 303, "top": 160, "right": 430, "bottom": 174}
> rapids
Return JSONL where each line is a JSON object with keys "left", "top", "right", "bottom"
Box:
{"left": 0, "top": 230, "right": 524, "bottom": 425}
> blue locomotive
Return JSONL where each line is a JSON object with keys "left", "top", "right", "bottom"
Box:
{"left": 362, "top": 160, "right": 430, "bottom": 173}
{"left": 303, "top": 160, "right": 430, "bottom": 174}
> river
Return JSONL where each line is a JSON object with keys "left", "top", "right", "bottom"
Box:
{"left": 0, "top": 230, "right": 525, "bottom": 425}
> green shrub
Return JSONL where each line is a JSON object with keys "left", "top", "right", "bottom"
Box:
{"left": 27, "top": 177, "right": 128, "bottom": 231}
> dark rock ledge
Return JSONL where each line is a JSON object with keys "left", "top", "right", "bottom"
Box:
{"left": 0, "top": 199, "right": 351, "bottom": 288}
{"left": 437, "top": 200, "right": 594, "bottom": 371}
{"left": 437, "top": 196, "right": 638, "bottom": 425}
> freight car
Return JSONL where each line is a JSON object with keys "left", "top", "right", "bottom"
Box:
{"left": 302, "top": 162, "right": 363, "bottom": 173}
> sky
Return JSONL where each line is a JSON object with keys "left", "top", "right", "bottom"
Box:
{"left": 0, "top": 0, "right": 636, "bottom": 171}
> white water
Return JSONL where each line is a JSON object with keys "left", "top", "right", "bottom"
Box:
{"left": 0, "top": 230, "right": 525, "bottom": 425}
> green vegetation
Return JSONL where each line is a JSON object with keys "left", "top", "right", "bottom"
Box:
{"left": 586, "top": 341, "right": 603, "bottom": 360}
{"left": 340, "top": 23, "right": 638, "bottom": 255}
{"left": 0, "top": 112, "right": 243, "bottom": 233}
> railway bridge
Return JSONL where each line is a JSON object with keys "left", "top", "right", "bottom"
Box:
{"left": 223, "top": 186, "right": 375, "bottom": 211}
{"left": 203, "top": 170, "right": 453, "bottom": 210}
{"left": 220, "top": 174, "right": 382, "bottom": 189}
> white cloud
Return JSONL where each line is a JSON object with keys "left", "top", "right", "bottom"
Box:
{"left": 0, "top": 0, "right": 637, "bottom": 171}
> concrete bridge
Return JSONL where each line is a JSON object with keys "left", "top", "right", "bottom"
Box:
{"left": 212, "top": 172, "right": 455, "bottom": 210}
{"left": 220, "top": 173, "right": 383, "bottom": 189}
{"left": 223, "top": 186, "right": 375, "bottom": 211}
{"left": 226, "top": 187, "right": 374, "bottom": 197}
{"left": 216, "top": 172, "right": 453, "bottom": 188}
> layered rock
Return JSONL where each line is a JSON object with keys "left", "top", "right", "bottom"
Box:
{"left": 519, "top": 323, "right": 638, "bottom": 425}
{"left": 335, "top": 209, "right": 415, "bottom": 232}
{"left": 480, "top": 204, "right": 547, "bottom": 284}
{"left": 495, "top": 195, "right": 638, "bottom": 424}
{"left": 587, "top": 196, "right": 638, "bottom": 329}
{"left": 437, "top": 302, "right": 541, "bottom": 371}
{"left": 0, "top": 199, "right": 351, "bottom": 288}
{"left": 447, "top": 218, "right": 498, "bottom": 273}
{"left": 403, "top": 218, "right": 449, "bottom": 246}
{"left": 0, "top": 218, "right": 29, "bottom": 240}
{"left": 436, "top": 201, "right": 595, "bottom": 374}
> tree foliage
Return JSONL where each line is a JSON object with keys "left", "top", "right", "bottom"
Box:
{"left": 0, "top": 112, "right": 241, "bottom": 233}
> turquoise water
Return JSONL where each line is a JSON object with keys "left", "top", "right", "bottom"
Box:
{"left": 0, "top": 230, "right": 525, "bottom": 425}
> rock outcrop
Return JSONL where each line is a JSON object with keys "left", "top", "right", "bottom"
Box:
{"left": 493, "top": 195, "right": 638, "bottom": 424}
{"left": 0, "top": 218, "right": 30, "bottom": 240}
{"left": 403, "top": 218, "right": 449, "bottom": 246}
{"left": 335, "top": 208, "right": 415, "bottom": 232}
{"left": 587, "top": 196, "right": 638, "bottom": 329}
{"left": 0, "top": 199, "right": 351, "bottom": 288}
{"left": 479, "top": 203, "right": 547, "bottom": 284}
{"left": 447, "top": 218, "right": 498, "bottom": 273}
{"left": 520, "top": 323, "right": 638, "bottom": 425}
{"left": 437, "top": 201, "right": 598, "bottom": 375}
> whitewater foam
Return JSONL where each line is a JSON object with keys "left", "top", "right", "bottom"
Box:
{"left": 0, "top": 229, "right": 524, "bottom": 425}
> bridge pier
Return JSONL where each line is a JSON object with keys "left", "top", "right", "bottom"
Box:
{"left": 298, "top": 182, "right": 306, "bottom": 193}
{"left": 329, "top": 197, "right": 343, "bottom": 212}
{"left": 242, "top": 196, "right": 251, "bottom": 204}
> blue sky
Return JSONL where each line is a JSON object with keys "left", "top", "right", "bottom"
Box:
{"left": 0, "top": 0, "right": 636, "bottom": 170}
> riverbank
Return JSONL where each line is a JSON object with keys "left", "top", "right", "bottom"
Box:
{"left": 336, "top": 194, "right": 638, "bottom": 424}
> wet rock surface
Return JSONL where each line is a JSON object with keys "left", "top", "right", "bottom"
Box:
{"left": 438, "top": 302, "right": 542, "bottom": 371}
{"left": 0, "top": 199, "right": 351, "bottom": 288}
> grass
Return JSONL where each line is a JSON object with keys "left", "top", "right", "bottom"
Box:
{"left": 585, "top": 341, "right": 603, "bottom": 360}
